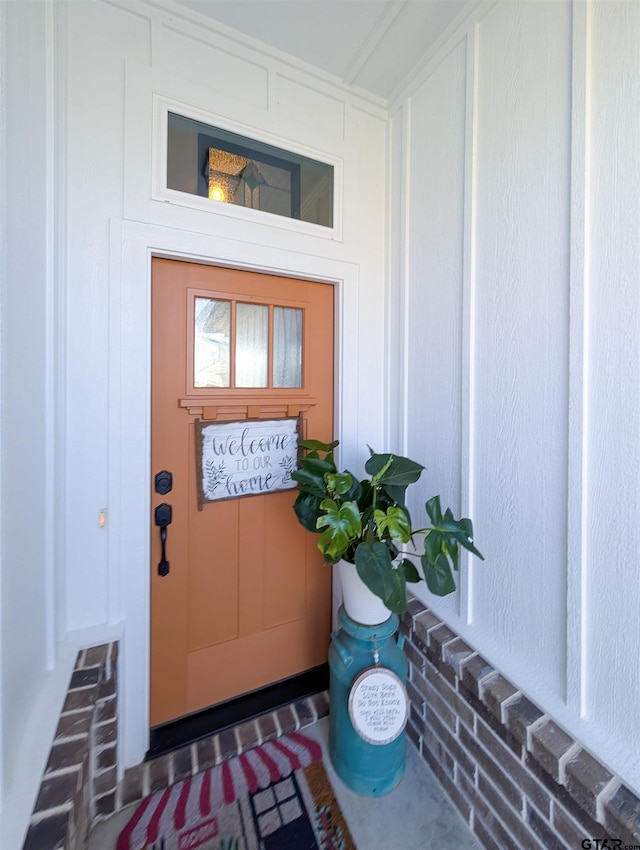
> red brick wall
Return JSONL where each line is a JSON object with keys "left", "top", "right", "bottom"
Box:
{"left": 22, "top": 643, "right": 118, "bottom": 850}
{"left": 401, "top": 597, "right": 640, "bottom": 850}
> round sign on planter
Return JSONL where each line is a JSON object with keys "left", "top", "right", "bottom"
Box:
{"left": 347, "top": 666, "right": 409, "bottom": 746}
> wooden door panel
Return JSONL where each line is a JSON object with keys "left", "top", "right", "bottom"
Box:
{"left": 262, "top": 493, "right": 307, "bottom": 627}
{"left": 187, "top": 495, "right": 239, "bottom": 651}
{"left": 151, "top": 258, "right": 333, "bottom": 727}
{"left": 186, "top": 609, "right": 329, "bottom": 712}
{"left": 237, "top": 497, "right": 266, "bottom": 637}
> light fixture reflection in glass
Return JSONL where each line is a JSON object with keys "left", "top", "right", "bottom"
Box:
{"left": 208, "top": 149, "right": 247, "bottom": 204}
{"left": 209, "top": 184, "right": 225, "bottom": 202}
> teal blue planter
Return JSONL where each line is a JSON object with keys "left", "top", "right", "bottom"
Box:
{"left": 328, "top": 606, "right": 408, "bottom": 796}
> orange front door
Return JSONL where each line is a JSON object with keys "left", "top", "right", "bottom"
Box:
{"left": 150, "top": 258, "right": 334, "bottom": 727}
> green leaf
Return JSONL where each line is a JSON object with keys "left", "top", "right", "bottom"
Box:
{"left": 326, "top": 472, "right": 354, "bottom": 495}
{"left": 455, "top": 517, "right": 484, "bottom": 559}
{"left": 300, "top": 438, "right": 338, "bottom": 452}
{"left": 290, "top": 468, "right": 327, "bottom": 497}
{"left": 425, "top": 495, "right": 442, "bottom": 526}
{"left": 449, "top": 537, "right": 460, "bottom": 572}
{"left": 365, "top": 453, "right": 424, "bottom": 487}
{"left": 423, "top": 529, "right": 443, "bottom": 565}
{"left": 354, "top": 542, "right": 407, "bottom": 614}
{"left": 316, "top": 499, "right": 362, "bottom": 561}
{"left": 342, "top": 472, "right": 363, "bottom": 502}
{"left": 398, "top": 557, "right": 420, "bottom": 583}
{"left": 300, "top": 456, "right": 336, "bottom": 477}
{"left": 292, "top": 491, "right": 324, "bottom": 532}
{"left": 380, "top": 483, "right": 409, "bottom": 505}
{"left": 429, "top": 513, "right": 484, "bottom": 562}
{"left": 374, "top": 506, "right": 412, "bottom": 543}
{"left": 421, "top": 551, "right": 456, "bottom": 596}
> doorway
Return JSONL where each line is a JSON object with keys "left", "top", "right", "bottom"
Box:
{"left": 150, "top": 258, "right": 334, "bottom": 728}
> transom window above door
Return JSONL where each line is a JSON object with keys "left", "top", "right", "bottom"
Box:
{"left": 167, "top": 112, "right": 334, "bottom": 229}
{"left": 192, "top": 295, "right": 303, "bottom": 389}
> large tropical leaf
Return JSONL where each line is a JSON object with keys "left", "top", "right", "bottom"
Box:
{"left": 398, "top": 557, "right": 421, "bottom": 584}
{"left": 421, "top": 551, "right": 456, "bottom": 596}
{"left": 423, "top": 503, "right": 484, "bottom": 564}
{"left": 326, "top": 472, "right": 354, "bottom": 496}
{"left": 355, "top": 478, "right": 374, "bottom": 511}
{"left": 300, "top": 456, "right": 336, "bottom": 478}
{"left": 374, "top": 506, "right": 412, "bottom": 543}
{"left": 365, "top": 453, "right": 424, "bottom": 487}
{"left": 425, "top": 495, "right": 443, "bottom": 526}
{"left": 316, "top": 499, "right": 362, "bottom": 562}
{"left": 354, "top": 541, "right": 407, "bottom": 614}
{"left": 290, "top": 468, "right": 327, "bottom": 497}
{"left": 292, "top": 491, "right": 324, "bottom": 532}
{"left": 299, "top": 438, "right": 339, "bottom": 452}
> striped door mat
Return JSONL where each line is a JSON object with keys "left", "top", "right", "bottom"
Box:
{"left": 117, "top": 732, "right": 355, "bottom": 850}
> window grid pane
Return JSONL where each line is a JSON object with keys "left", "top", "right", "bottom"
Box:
{"left": 273, "top": 307, "right": 303, "bottom": 388}
{"left": 194, "top": 297, "right": 230, "bottom": 387}
{"left": 235, "top": 302, "right": 269, "bottom": 388}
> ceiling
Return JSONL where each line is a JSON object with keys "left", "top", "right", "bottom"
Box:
{"left": 171, "top": 0, "right": 469, "bottom": 101}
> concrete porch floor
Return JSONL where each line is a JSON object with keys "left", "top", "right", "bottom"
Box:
{"left": 88, "top": 716, "right": 481, "bottom": 849}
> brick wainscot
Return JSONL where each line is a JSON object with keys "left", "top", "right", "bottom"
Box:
{"left": 21, "top": 643, "right": 118, "bottom": 850}
{"left": 401, "top": 597, "right": 640, "bottom": 850}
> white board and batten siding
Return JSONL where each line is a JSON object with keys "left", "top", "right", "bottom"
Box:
{"left": 393, "top": 0, "right": 640, "bottom": 794}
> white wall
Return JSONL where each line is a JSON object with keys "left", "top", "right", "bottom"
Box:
{"left": 393, "top": 0, "right": 640, "bottom": 794}
{"left": 0, "top": 3, "right": 79, "bottom": 847}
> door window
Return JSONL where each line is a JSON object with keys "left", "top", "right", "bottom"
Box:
{"left": 194, "top": 297, "right": 230, "bottom": 387}
{"left": 192, "top": 295, "right": 303, "bottom": 389}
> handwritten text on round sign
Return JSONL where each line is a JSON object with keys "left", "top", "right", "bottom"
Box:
{"left": 348, "top": 667, "right": 408, "bottom": 745}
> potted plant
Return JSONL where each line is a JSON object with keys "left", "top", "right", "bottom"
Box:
{"left": 292, "top": 438, "right": 483, "bottom": 624}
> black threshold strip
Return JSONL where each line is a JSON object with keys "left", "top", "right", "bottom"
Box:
{"left": 146, "top": 663, "right": 329, "bottom": 760}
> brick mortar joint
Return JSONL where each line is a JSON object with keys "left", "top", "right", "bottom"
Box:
{"left": 524, "top": 711, "right": 550, "bottom": 750}
{"left": 52, "top": 730, "right": 91, "bottom": 745}
{"left": 67, "top": 682, "right": 99, "bottom": 696}
{"left": 597, "top": 775, "right": 622, "bottom": 822}
{"left": 495, "top": 687, "right": 523, "bottom": 725}
{"left": 93, "top": 741, "right": 117, "bottom": 752}
{"left": 93, "top": 763, "right": 117, "bottom": 778}
{"left": 41, "top": 764, "right": 84, "bottom": 782}
{"left": 474, "top": 774, "right": 546, "bottom": 847}
{"left": 290, "top": 701, "right": 303, "bottom": 730}
{"left": 557, "top": 741, "right": 581, "bottom": 785}
{"left": 410, "top": 617, "right": 442, "bottom": 641}
{"left": 29, "top": 801, "right": 74, "bottom": 825}
{"left": 473, "top": 664, "right": 498, "bottom": 695}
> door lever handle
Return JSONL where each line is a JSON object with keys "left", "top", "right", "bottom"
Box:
{"left": 155, "top": 503, "right": 172, "bottom": 576}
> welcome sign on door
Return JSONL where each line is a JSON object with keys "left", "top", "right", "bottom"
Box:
{"left": 196, "top": 416, "right": 301, "bottom": 507}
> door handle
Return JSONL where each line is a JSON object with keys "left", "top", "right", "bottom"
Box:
{"left": 155, "top": 503, "right": 172, "bottom": 577}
